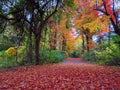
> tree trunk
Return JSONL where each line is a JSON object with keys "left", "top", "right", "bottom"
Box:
{"left": 113, "top": 25, "right": 120, "bottom": 36}
{"left": 109, "top": 18, "right": 120, "bottom": 36}
{"left": 86, "top": 35, "right": 89, "bottom": 53}
{"left": 53, "top": 31, "right": 57, "bottom": 50}
{"left": 28, "top": 30, "right": 33, "bottom": 63}
{"left": 108, "top": 25, "right": 111, "bottom": 45}
{"left": 62, "top": 35, "right": 66, "bottom": 51}
{"left": 82, "top": 34, "right": 85, "bottom": 55}
{"left": 35, "top": 35, "right": 41, "bottom": 65}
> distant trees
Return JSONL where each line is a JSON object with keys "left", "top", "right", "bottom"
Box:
{"left": 49, "top": 11, "right": 77, "bottom": 53}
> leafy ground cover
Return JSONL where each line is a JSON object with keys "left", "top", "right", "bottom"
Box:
{"left": 0, "top": 59, "right": 120, "bottom": 90}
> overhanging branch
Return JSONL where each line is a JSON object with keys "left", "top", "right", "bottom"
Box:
{"left": 94, "top": 8, "right": 109, "bottom": 16}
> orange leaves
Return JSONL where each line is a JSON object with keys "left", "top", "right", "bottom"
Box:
{"left": 86, "top": 41, "right": 98, "bottom": 49}
{"left": 74, "top": 0, "right": 79, "bottom": 3}
{"left": 74, "top": 0, "right": 111, "bottom": 37}
{"left": 90, "top": 0, "right": 103, "bottom": 7}
{"left": 0, "top": 63, "right": 120, "bottom": 89}
{"left": 50, "top": 11, "right": 77, "bottom": 53}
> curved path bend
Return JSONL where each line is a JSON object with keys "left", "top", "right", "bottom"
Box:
{"left": 64, "top": 58, "right": 84, "bottom": 63}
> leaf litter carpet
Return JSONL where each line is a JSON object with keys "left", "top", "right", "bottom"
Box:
{"left": 0, "top": 58, "right": 120, "bottom": 90}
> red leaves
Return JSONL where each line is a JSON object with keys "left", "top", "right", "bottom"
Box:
{"left": 0, "top": 63, "right": 120, "bottom": 89}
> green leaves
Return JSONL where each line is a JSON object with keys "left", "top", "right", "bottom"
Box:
{"left": 63, "top": 0, "right": 77, "bottom": 9}
{"left": 66, "top": 19, "right": 71, "bottom": 29}
{"left": 40, "top": 50, "right": 65, "bottom": 64}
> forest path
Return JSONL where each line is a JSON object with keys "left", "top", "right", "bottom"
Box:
{"left": 0, "top": 58, "right": 120, "bottom": 89}
{"left": 64, "top": 58, "right": 84, "bottom": 63}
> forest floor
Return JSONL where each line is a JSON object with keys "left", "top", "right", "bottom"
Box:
{"left": 0, "top": 58, "right": 120, "bottom": 90}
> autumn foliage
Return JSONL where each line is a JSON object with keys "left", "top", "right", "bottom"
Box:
{"left": 49, "top": 12, "right": 77, "bottom": 53}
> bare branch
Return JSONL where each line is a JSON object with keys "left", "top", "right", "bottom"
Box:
{"left": 94, "top": 8, "right": 109, "bottom": 15}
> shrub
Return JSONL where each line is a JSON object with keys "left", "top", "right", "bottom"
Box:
{"left": 0, "top": 56, "right": 17, "bottom": 68}
{"left": 16, "top": 46, "right": 28, "bottom": 65}
{"left": 0, "top": 50, "right": 17, "bottom": 68}
{"left": 40, "top": 50, "right": 66, "bottom": 64}
{"left": 83, "top": 43, "right": 120, "bottom": 66}
{"left": 106, "top": 44, "right": 120, "bottom": 65}
{"left": 69, "top": 50, "right": 82, "bottom": 58}
{"left": 83, "top": 50, "right": 97, "bottom": 62}
{"left": 0, "top": 46, "right": 28, "bottom": 68}
{"left": 60, "top": 51, "right": 69, "bottom": 58}
{"left": 0, "top": 50, "right": 6, "bottom": 57}
{"left": 6, "top": 47, "right": 17, "bottom": 56}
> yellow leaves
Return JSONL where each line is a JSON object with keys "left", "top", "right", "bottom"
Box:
{"left": 66, "top": 36, "right": 77, "bottom": 53}
{"left": 90, "top": 0, "right": 96, "bottom": 6}
{"left": 6, "top": 47, "right": 17, "bottom": 56}
{"left": 77, "top": 37, "right": 83, "bottom": 43}
{"left": 82, "top": 18, "right": 104, "bottom": 33}
{"left": 5, "top": 46, "right": 26, "bottom": 56}
{"left": 75, "top": 0, "right": 110, "bottom": 35}
{"left": 76, "top": 12, "right": 110, "bottom": 35}
{"left": 83, "top": 23, "right": 91, "bottom": 29}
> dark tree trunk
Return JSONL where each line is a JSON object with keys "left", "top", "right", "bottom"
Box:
{"left": 108, "top": 25, "right": 111, "bottom": 45}
{"left": 82, "top": 34, "right": 85, "bottom": 55}
{"left": 62, "top": 35, "right": 66, "bottom": 51}
{"left": 83, "top": 29, "right": 90, "bottom": 53}
{"left": 53, "top": 31, "right": 57, "bottom": 50}
{"left": 35, "top": 35, "right": 41, "bottom": 65}
{"left": 28, "top": 30, "right": 33, "bottom": 63}
{"left": 86, "top": 35, "right": 89, "bottom": 53}
{"left": 110, "top": 18, "right": 120, "bottom": 36}
{"left": 113, "top": 25, "right": 120, "bottom": 36}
